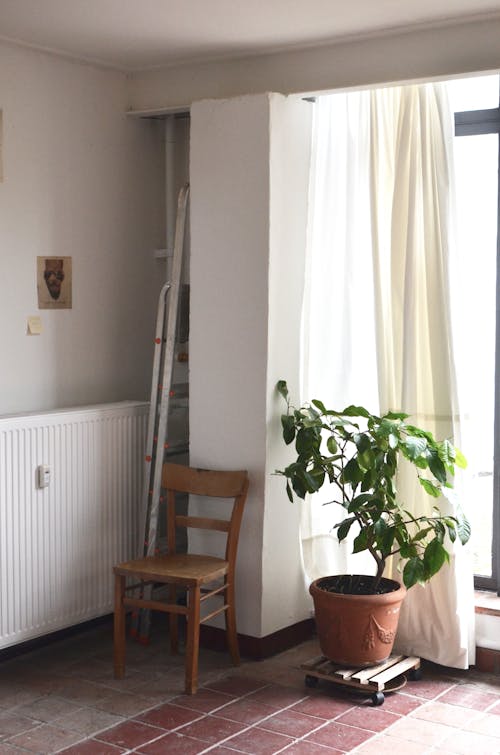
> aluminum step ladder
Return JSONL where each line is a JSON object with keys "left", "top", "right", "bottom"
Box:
{"left": 131, "top": 182, "right": 189, "bottom": 643}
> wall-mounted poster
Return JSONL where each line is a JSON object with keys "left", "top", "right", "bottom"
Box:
{"left": 37, "top": 256, "right": 72, "bottom": 309}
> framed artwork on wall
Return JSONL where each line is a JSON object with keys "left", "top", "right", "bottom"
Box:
{"left": 37, "top": 256, "right": 72, "bottom": 309}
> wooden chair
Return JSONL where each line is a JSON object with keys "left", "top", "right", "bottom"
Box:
{"left": 113, "top": 462, "right": 249, "bottom": 694}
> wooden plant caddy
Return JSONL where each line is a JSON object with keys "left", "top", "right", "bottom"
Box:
{"left": 301, "top": 654, "right": 422, "bottom": 706}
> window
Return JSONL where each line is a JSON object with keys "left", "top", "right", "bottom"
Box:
{"left": 450, "top": 74, "right": 500, "bottom": 592}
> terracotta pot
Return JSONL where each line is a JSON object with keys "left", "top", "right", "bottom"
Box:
{"left": 309, "top": 575, "right": 406, "bottom": 667}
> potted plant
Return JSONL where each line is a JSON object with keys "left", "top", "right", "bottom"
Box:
{"left": 276, "top": 380, "right": 470, "bottom": 667}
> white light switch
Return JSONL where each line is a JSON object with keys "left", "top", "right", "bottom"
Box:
{"left": 37, "top": 465, "right": 51, "bottom": 488}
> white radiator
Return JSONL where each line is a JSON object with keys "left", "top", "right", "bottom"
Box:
{"left": 0, "top": 401, "right": 148, "bottom": 649}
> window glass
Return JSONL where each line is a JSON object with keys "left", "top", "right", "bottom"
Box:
{"left": 448, "top": 74, "right": 499, "bottom": 112}
{"left": 453, "top": 132, "right": 498, "bottom": 578}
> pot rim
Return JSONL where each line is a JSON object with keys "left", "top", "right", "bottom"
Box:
{"left": 309, "top": 574, "right": 406, "bottom": 601}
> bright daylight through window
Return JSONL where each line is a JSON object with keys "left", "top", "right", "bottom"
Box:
{"left": 448, "top": 73, "right": 500, "bottom": 592}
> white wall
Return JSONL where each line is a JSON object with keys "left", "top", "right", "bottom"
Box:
{"left": 0, "top": 42, "right": 165, "bottom": 415}
{"left": 190, "top": 94, "right": 312, "bottom": 638}
{"left": 128, "top": 16, "right": 500, "bottom": 112}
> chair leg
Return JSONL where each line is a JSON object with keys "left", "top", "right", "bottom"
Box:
{"left": 225, "top": 580, "right": 240, "bottom": 666}
{"left": 169, "top": 584, "right": 178, "bottom": 654}
{"left": 185, "top": 585, "right": 201, "bottom": 694}
{"left": 113, "top": 574, "right": 126, "bottom": 679}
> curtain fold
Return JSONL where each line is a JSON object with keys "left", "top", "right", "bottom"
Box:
{"left": 301, "top": 83, "right": 475, "bottom": 668}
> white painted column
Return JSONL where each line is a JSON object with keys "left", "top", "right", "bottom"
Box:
{"left": 190, "top": 93, "right": 312, "bottom": 638}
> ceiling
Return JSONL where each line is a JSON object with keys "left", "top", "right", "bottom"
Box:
{"left": 0, "top": 0, "right": 499, "bottom": 72}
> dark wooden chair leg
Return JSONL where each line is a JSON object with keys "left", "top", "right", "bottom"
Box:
{"left": 169, "top": 584, "right": 179, "bottom": 653}
{"left": 113, "top": 574, "right": 126, "bottom": 679}
{"left": 185, "top": 586, "right": 201, "bottom": 694}
{"left": 225, "top": 580, "right": 240, "bottom": 666}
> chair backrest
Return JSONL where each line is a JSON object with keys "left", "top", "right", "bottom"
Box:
{"left": 161, "top": 462, "right": 249, "bottom": 565}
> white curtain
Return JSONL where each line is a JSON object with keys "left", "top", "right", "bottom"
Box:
{"left": 301, "top": 84, "right": 475, "bottom": 668}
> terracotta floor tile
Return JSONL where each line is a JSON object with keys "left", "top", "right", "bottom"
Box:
{"left": 179, "top": 714, "right": 247, "bottom": 744}
{"left": 8, "top": 722, "right": 83, "bottom": 753}
{"left": 0, "top": 709, "right": 40, "bottom": 737}
{"left": 246, "top": 685, "right": 309, "bottom": 710}
{"left": 206, "top": 676, "right": 268, "bottom": 697}
{"left": 400, "top": 677, "right": 457, "bottom": 699}
{"left": 58, "top": 739, "right": 126, "bottom": 754}
{"left": 410, "top": 699, "right": 479, "bottom": 727}
{"left": 305, "top": 721, "right": 374, "bottom": 751}
{"left": 55, "top": 706, "right": 124, "bottom": 736}
{"left": 463, "top": 711, "right": 500, "bottom": 737}
{"left": 377, "top": 691, "right": 424, "bottom": 715}
{"left": 489, "top": 700, "right": 500, "bottom": 716}
{"left": 335, "top": 705, "right": 400, "bottom": 732}
{"left": 354, "top": 732, "right": 433, "bottom": 754}
{"left": 439, "top": 684, "right": 500, "bottom": 711}
{"left": 215, "top": 697, "right": 275, "bottom": 725}
{"left": 439, "top": 727, "right": 500, "bottom": 753}
{"left": 97, "top": 719, "right": 165, "bottom": 749}
{"left": 135, "top": 730, "right": 211, "bottom": 754}
{"left": 224, "top": 725, "right": 294, "bottom": 754}
{"left": 384, "top": 716, "right": 454, "bottom": 746}
{"left": 0, "top": 745, "right": 31, "bottom": 754}
{"left": 291, "top": 697, "right": 355, "bottom": 720}
{"left": 0, "top": 687, "right": 47, "bottom": 709}
{"left": 13, "top": 695, "right": 82, "bottom": 723}
{"left": 136, "top": 701, "right": 202, "bottom": 729}
{"left": 171, "top": 687, "right": 235, "bottom": 713}
{"left": 279, "top": 742, "right": 344, "bottom": 754}
{"left": 259, "top": 709, "right": 325, "bottom": 738}
{"left": 93, "top": 690, "right": 157, "bottom": 717}
{"left": 53, "top": 679, "right": 112, "bottom": 705}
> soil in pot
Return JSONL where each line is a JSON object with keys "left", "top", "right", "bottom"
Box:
{"left": 310, "top": 574, "right": 406, "bottom": 667}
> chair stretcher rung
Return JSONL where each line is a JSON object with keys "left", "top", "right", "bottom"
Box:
{"left": 200, "top": 604, "right": 228, "bottom": 624}
{"left": 124, "top": 597, "right": 187, "bottom": 615}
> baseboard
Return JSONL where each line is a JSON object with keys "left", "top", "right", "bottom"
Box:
{"left": 475, "top": 646, "right": 500, "bottom": 674}
{"left": 199, "top": 618, "right": 315, "bottom": 660}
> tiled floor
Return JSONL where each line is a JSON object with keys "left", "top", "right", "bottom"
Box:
{"left": 0, "top": 620, "right": 499, "bottom": 754}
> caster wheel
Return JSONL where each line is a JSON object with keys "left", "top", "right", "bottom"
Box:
{"left": 408, "top": 667, "right": 423, "bottom": 681}
{"left": 371, "top": 691, "right": 385, "bottom": 706}
{"left": 305, "top": 675, "right": 318, "bottom": 688}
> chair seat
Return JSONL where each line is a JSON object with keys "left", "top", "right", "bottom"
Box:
{"left": 114, "top": 553, "right": 229, "bottom": 586}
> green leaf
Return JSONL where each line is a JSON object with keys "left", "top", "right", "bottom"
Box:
{"left": 427, "top": 450, "right": 448, "bottom": 484}
{"left": 311, "top": 398, "right": 327, "bottom": 413}
{"left": 276, "top": 380, "right": 288, "bottom": 400}
{"left": 327, "top": 435, "right": 338, "bottom": 454}
{"left": 336, "top": 517, "right": 355, "bottom": 542}
{"left": 438, "top": 439, "right": 456, "bottom": 466}
{"left": 342, "top": 457, "right": 364, "bottom": 485}
{"left": 360, "top": 468, "right": 377, "bottom": 492}
{"left": 342, "top": 405, "right": 371, "bottom": 418}
{"left": 352, "top": 528, "right": 370, "bottom": 553}
{"left": 419, "top": 478, "right": 441, "bottom": 498}
{"left": 424, "top": 538, "right": 448, "bottom": 577}
{"left": 403, "top": 557, "right": 426, "bottom": 588}
{"left": 404, "top": 436, "right": 428, "bottom": 461}
{"left": 281, "top": 414, "right": 295, "bottom": 444}
{"left": 374, "top": 520, "right": 395, "bottom": 554}
{"left": 385, "top": 411, "right": 409, "bottom": 420}
{"left": 455, "top": 508, "right": 471, "bottom": 545}
{"left": 295, "top": 427, "right": 318, "bottom": 454}
{"left": 388, "top": 433, "right": 399, "bottom": 449}
{"left": 454, "top": 448, "right": 468, "bottom": 469}
{"left": 285, "top": 481, "right": 293, "bottom": 502}
{"left": 348, "top": 493, "right": 374, "bottom": 512}
{"left": 354, "top": 433, "right": 371, "bottom": 454}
